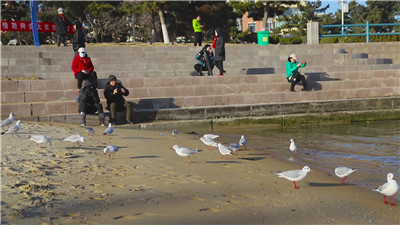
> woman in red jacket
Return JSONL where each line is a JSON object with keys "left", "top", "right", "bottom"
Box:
{"left": 71, "top": 47, "right": 97, "bottom": 90}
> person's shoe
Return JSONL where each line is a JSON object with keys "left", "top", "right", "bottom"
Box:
{"left": 80, "top": 112, "right": 86, "bottom": 126}
{"left": 219, "top": 74, "right": 224, "bottom": 76}
{"left": 126, "top": 120, "right": 133, "bottom": 125}
{"left": 301, "top": 88, "right": 308, "bottom": 91}
{"left": 99, "top": 113, "right": 105, "bottom": 126}
{"left": 290, "top": 90, "right": 296, "bottom": 92}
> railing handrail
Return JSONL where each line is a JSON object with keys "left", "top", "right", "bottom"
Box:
{"left": 319, "top": 21, "right": 400, "bottom": 43}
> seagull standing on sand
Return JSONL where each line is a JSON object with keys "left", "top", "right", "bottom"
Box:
{"left": 104, "top": 145, "right": 119, "bottom": 158}
{"left": 29, "top": 135, "right": 52, "bottom": 148}
{"left": 62, "top": 134, "right": 85, "bottom": 147}
{"left": 1, "top": 112, "right": 15, "bottom": 128}
{"left": 289, "top": 139, "right": 298, "bottom": 156}
{"left": 217, "top": 143, "right": 234, "bottom": 160}
{"left": 371, "top": 173, "right": 399, "bottom": 206}
{"left": 275, "top": 166, "right": 313, "bottom": 189}
{"left": 103, "top": 123, "right": 113, "bottom": 136}
{"left": 1, "top": 120, "right": 22, "bottom": 137}
{"left": 199, "top": 134, "right": 219, "bottom": 148}
{"left": 84, "top": 127, "right": 95, "bottom": 136}
{"left": 239, "top": 135, "right": 247, "bottom": 149}
{"left": 171, "top": 145, "right": 198, "bottom": 163}
{"left": 334, "top": 167, "right": 359, "bottom": 184}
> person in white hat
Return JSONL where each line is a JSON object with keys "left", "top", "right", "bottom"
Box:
{"left": 286, "top": 53, "right": 308, "bottom": 92}
{"left": 71, "top": 47, "right": 97, "bottom": 90}
{"left": 54, "top": 7, "right": 70, "bottom": 47}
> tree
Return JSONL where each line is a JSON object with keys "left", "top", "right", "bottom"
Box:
{"left": 230, "top": 1, "right": 297, "bottom": 31}
{"left": 365, "top": 0, "right": 400, "bottom": 32}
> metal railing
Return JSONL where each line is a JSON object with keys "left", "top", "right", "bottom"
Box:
{"left": 320, "top": 21, "right": 400, "bottom": 43}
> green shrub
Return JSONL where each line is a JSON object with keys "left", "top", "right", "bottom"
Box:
{"left": 279, "top": 36, "right": 303, "bottom": 45}
{"left": 320, "top": 37, "right": 339, "bottom": 44}
{"left": 338, "top": 36, "right": 366, "bottom": 43}
{"left": 370, "top": 35, "right": 400, "bottom": 42}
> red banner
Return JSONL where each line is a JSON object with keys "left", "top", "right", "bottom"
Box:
{"left": 1, "top": 20, "right": 75, "bottom": 34}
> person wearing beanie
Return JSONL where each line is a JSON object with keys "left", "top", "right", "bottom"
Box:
{"left": 104, "top": 75, "right": 133, "bottom": 125}
{"left": 71, "top": 47, "right": 97, "bottom": 90}
{"left": 72, "top": 19, "right": 85, "bottom": 56}
{"left": 212, "top": 28, "right": 225, "bottom": 76}
{"left": 54, "top": 7, "right": 70, "bottom": 47}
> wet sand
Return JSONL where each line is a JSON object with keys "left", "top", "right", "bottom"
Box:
{"left": 1, "top": 121, "right": 399, "bottom": 224}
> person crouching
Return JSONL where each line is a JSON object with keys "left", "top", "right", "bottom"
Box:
{"left": 104, "top": 75, "right": 133, "bottom": 125}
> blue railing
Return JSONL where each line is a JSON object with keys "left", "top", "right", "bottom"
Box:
{"left": 320, "top": 21, "right": 400, "bottom": 43}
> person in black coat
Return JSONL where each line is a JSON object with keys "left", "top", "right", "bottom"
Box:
{"left": 54, "top": 8, "right": 70, "bottom": 47}
{"left": 104, "top": 75, "right": 133, "bottom": 125}
{"left": 212, "top": 28, "right": 226, "bottom": 76}
{"left": 72, "top": 19, "right": 85, "bottom": 56}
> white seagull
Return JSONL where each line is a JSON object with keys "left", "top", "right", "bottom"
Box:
{"left": 104, "top": 145, "right": 119, "bottom": 158}
{"left": 171, "top": 145, "right": 198, "bottom": 163}
{"left": 229, "top": 143, "right": 240, "bottom": 155}
{"left": 275, "top": 166, "right": 313, "bottom": 189}
{"left": 1, "top": 120, "right": 22, "bottom": 137}
{"left": 289, "top": 139, "right": 298, "bottom": 156}
{"left": 103, "top": 123, "right": 113, "bottom": 136}
{"left": 62, "top": 134, "right": 85, "bottom": 147}
{"left": 29, "top": 135, "right": 52, "bottom": 148}
{"left": 199, "top": 134, "right": 219, "bottom": 148}
{"left": 1, "top": 112, "right": 15, "bottom": 128}
{"left": 371, "top": 173, "right": 399, "bottom": 206}
{"left": 239, "top": 135, "right": 247, "bottom": 149}
{"left": 217, "top": 143, "right": 234, "bottom": 160}
{"left": 334, "top": 167, "right": 359, "bottom": 184}
{"left": 84, "top": 127, "right": 95, "bottom": 136}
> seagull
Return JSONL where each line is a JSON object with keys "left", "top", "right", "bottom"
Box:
{"left": 239, "top": 135, "right": 247, "bottom": 149}
{"left": 1, "top": 112, "right": 15, "bottom": 128}
{"left": 228, "top": 143, "right": 240, "bottom": 155}
{"left": 62, "top": 134, "right": 84, "bottom": 147}
{"left": 104, "top": 145, "right": 119, "bottom": 158}
{"left": 103, "top": 123, "right": 113, "bottom": 136}
{"left": 1, "top": 120, "right": 22, "bottom": 137}
{"left": 199, "top": 134, "right": 219, "bottom": 148}
{"left": 371, "top": 173, "right": 399, "bottom": 206}
{"left": 29, "top": 135, "right": 52, "bottom": 148}
{"left": 171, "top": 145, "right": 198, "bottom": 163}
{"left": 334, "top": 167, "right": 359, "bottom": 184}
{"left": 172, "top": 129, "right": 178, "bottom": 138}
{"left": 84, "top": 127, "right": 95, "bottom": 136}
{"left": 289, "top": 139, "right": 298, "bottom": 156}
{"left": 275, "top": 166, "right": 313, "bottom": 189}
{"left": 217, "top": 143, "right": 234, "bottom": 160}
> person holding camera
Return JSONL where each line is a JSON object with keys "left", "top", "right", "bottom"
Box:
{"left": 104, "top": 75, "right": 133, "bottom": 125}
{"left": 194, "top": 44, "right": 214, "bottom": 76}
{"left": 286, "top": 53, "right": 308, "bottom": 92}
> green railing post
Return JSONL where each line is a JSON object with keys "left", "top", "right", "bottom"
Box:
{"left": 366, "top": 21, "right": 370, "bottom": 43}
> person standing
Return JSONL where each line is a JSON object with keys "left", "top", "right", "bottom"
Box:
{"left": 212, "top": 28, "right": 225, "bottom": 76}
{"left": 286, "top": 53, "right": 308, "bottom": 92}
{"left": 71, "top": 47, "right": 97, "bottom": 90}
{"left": 104, "top": 75, "right": 133, "bottom": 125}
{"left": 192, "top": 15, "right": 204, "bottom": 46}
{"left": 54, "top": 7, "right": 70, "bottom": 47}
{"left": 72, "top": 19, "right": 85, "bottom": 57}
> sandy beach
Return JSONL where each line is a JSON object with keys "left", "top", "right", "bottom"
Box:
{"left": 1, "top": 121, "right": 399, "bottom": 224}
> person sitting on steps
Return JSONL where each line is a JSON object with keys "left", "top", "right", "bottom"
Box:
{"left": 286, "top": 53, "right": 308, "bottom": 92}
{"left": 104, "top": 75, "right": 133, "bottom": 125}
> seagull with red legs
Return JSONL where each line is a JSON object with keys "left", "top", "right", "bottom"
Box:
{"left": 275, "top": 166, "right": 312, "bottom": 189}
{"left": 334, "top": 166, "right": 359, "bottom": 184}
{"left": 371, "top": 173, "right": 399, "bottom": 206}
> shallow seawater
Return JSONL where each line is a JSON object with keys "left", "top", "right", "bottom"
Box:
{"left": 171, "top": 119, "right": 400, "bottom": 196}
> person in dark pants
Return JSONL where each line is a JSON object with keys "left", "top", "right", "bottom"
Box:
{"left": 286, "top": 53, "right": 308, "bottom": 92}
{"left": 192, "top": 15, "right": 203, "bottom": 46}
{"left": 212, "top": 28, "right": 225, "bottom": 76}
{"left": 77, "top": 79, "right": 105, "bottom": 126}
{"left": 194, "top": 44, "right": 214, "bottom": 76}
{"left": 71, "top": 47, "right": 97, "bottom": 90}
{"left": 54, "top": 7, "right": 70, "bottom": 47}
{"left": 104, "top": 75, "right": 133, "bottom": 125}
{"left": 72, "top": 19, "right": 85, "bottom": 57}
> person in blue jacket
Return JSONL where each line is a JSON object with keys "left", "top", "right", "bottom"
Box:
{"left": 286, "top": 53, "right": 308, "bottom": 92}
{"left": 194, "top": 44, "right": 214, "bottom": 76}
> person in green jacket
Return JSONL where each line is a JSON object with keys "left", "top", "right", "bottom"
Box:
{"left": 192, "top": 15, "right": 204, "bottom": 46}
{"left": 286, "top": 53, "right": 308, "bottom": 92}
